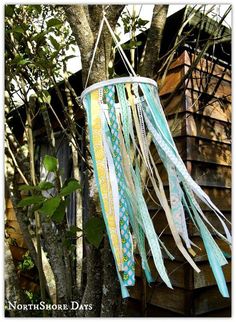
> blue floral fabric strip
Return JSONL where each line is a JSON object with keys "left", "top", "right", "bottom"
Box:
{"left": 103, "top": 85, "right": 135, "bottom": 287}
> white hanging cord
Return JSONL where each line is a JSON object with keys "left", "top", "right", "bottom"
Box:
{"left": 103, "top": 13, "right": 137, "bottom": 77}
{"left": 114, "top": 42, "right": 132, "bottom": 75}
{"left": 84, "top": 8, "right": 138, "bottom": 89}
{"left": 84, "top": 15, "right": 105, "bottom": 89}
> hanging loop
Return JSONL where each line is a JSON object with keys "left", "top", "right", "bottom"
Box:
{"left": 84, "top": 6, "right": 137, "bottom": 89}
{"left": 84, "top": 15, "right": 105, "bottom": 89}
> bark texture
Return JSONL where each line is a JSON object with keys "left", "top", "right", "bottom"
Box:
{"left": 63, "top": 5, "right": 125, "bottom": 316}
{"left": 63, "top": 5, "right": 124, "bottom": 86}
{"left": 5, "top": 240, "right": 29, "bottom": 317}
{"left": 138, "top": 5, "right": 168, "bottom": 78}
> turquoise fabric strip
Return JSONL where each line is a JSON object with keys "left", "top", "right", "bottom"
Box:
{"left": 140, "top": 84, "right": 230, "bottom": 296}
{"left": 125, "top": 188, "right": 155, "bottom": 284}
{"left": 116, "top": 84, "right": 155, "bottom": 283}
{"left": 142, "top": 84, "right": 231, "bottom": 243}
{"left": 182, "top": 180, "right": 229, "bottom": 297}
{"left": 84, "top": 93, "right": 129, "bottom": 298}
{"left": 82, "top": 78, "right": 230, "bottom": 300}
{"left": 104, "top": 85, "right": 135, "bottom": 287}
{"left": 132, "top": 165, "right": 172, "bottom": 288}
{"left": 142, "top": 106, "right": 230, "bottom": 245}
{"left": 116, "top": 83, "right": 131, "bottom": 152}
{"left": 196, "top": 216, "right": 229, "bottom": 298}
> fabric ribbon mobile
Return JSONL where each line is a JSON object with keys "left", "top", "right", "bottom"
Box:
{"left": 80, "top": 11, "right": 231, "bottom": 299}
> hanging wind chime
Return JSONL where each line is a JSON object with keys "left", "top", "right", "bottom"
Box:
{"left": 80, "top": 10, "right": 231, "bottom": 299}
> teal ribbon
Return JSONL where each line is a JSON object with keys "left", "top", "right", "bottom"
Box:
{"left": 104, "top": 85, "right": 135, "bottom": 287}
{"left": 140, "top": 82, "right": 229, "bottom": 297}
{"left": 84, "top": 93, "right": 129, "bottom": 298}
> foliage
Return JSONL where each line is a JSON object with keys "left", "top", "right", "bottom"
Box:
{"left": 17, "top": 155, "right": 80, "bottom": 224}
{"left": 17, "top": 251, "right": 35, "bottom": 271}
{"left": 120, "top": 11, "right": 149, "bottom": 50}
{"left": 17, "top": 154, "right": 103, "bottom": 248}
{"left": 5, "top": 4, "right": 77, "bottom": 110}
{"left": 84, "top": 217, "right": 105, "bottom": 249}
{"left": 121, "top": 11, "right": 149, "bottom": 34}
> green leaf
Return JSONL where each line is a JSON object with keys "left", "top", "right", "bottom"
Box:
{"left": 17, "top": 59, "right": 29, "bottom": 65}
{"left": 12, "top": 26, "right": 25, "bottom": 33}
{"left": 49, "top": 35, "right": 60, "bottom": 50}
{"left": 47, "top": 18, "right": 62, "bottom": 29}
{"left": 137, "top": 18, "right": 149, "bottom": 27}
{"left": 52, "top": 200, "right": 66, "bottom": 223}
{"left": 59, "top": 179, "right": 80, "bottom": 197}
{"left": 135, "top": 41, "right": 142, "bottom": 47}
{"left": 31, "top": 203, "right": 43, "bottom": 213}
{"left": 84, "top": 217, "right": 105, "bottom": 248}
{"left": 18, "top": 184, "right": 38, "bottom": 191}
{"left": 38, "top": 181, "right": 54, "bottom": 191}
{"left": 31, "top": 5, "right": 42, "bottom": 14}
{"left": 12, "top": 54, "right": 25, "bottom": 65}
{"left": 40, "top": 196, "right": 61, "bottom": 217}
{"left": 43, "top": 90, "right": 51, "bottom": 104}
{"left": 17, "top": 196, "right": 44, "bottom": 207}
{"left": 63, "top": 55, "right": 77, "bottom": 62}
{"left": 5, "top": 5, "right": 15, "bottom": 17}
{"left": 43, "top": 155, "right": 58, "bottom": 172}
{"left": 66, "top": 225, "right": 82, "bottom": 237}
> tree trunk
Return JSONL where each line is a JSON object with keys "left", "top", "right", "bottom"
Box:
{"left": 138, "top": 5, "right": 168, "bottom": 78}
{"left": 4, "top": 240, "right": 29, "bottom": 317}
{"left": 100, "top": 236, "right": 124, "bottom": 317}
{"left": 63, "top": 5, "right": 125, "bottom": 316}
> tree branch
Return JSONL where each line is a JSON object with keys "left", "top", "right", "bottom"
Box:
{"left": 63, "top": 5, "right": 94, "bottom": 84}
{"left": 138, "top": 5, "right": 168, "bottom": 78}
{"left": 63, "top": 5, "right": 124, "bottom": 86}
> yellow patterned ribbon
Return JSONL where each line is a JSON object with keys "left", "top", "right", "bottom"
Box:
{"left": 90, "top": 89, "right": 123, "bottom": 270}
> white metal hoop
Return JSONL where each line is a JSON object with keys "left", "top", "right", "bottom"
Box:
{"left": 81, "top": 76, "right": 157, "bottom": 101}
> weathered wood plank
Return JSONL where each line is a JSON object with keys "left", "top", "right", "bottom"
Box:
{"left": 185, "top": 89, "right": 231, "bottom": 122}
{"left": 168, "top": 50, "right": 231, "bottom": 82}
{"left": 193, "top": 284, "right": 231, "bottom": 315}
{"left": 167, "top": 114, "right": 186, "bottom": 138}
{"left": 165, "top": 111, "right": 231, "bottom": 143}
{"left": 162, "top": 89, "right": 231, "bottom": 122}
{"left": 186, "top": 161, "right": 231, "bottom": 188}
{"left": 134, "top": 254, "right": 230, "bottom": 291}
{"left": 186, "top": 69, "right": 231, "bottom": 101}
{"left": 187, "top": 211, "right": 231, "bottom": 237}
{"left": 186, "top": 137, "right": 231, "bottom": 165}
{"left": 185, "top": 113, "right": 231, "bottom": 143}
{"left": 135, "top": 255, "right": 186, "bottom": 289}
{"left": 152, "top": 162, "right": 231, "bottom": 188}
{"left": 161, "top": 93, "right": 185, "bottom": 116}
{"left": 150, "top": 208, "right": 231, "bottom": 237}
{"left": 159, "top": 64, "right": 231, "bottom": 100}
{"left": 150, "top": 235, "right": 231, "bottom": 263}
{"left": 146, "top": 186, "right": 231, "bottom": 212}
{"left": 146, "top": 304, "right": 183, "bottom": 317}
{"left": 159, "top": 66, "right": 184, "bottom": 96}
{"left": 129, "top": 278, "right": 187, "bottom": 315}
{"left": 193, "top": 260, "right": 231, "bottom": 289}
{"left": 198, "top": 307, "right": 231, "bottom": 317}
{"left": 152, "top": 137, "right": 231, "bottom": 166}
{"left": 199, "top": 187, "right": 231, "bottom": 211}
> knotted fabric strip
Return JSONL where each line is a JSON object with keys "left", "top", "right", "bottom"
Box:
{"left": 81, "top": 76, "right": 231, "bottom": 298}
